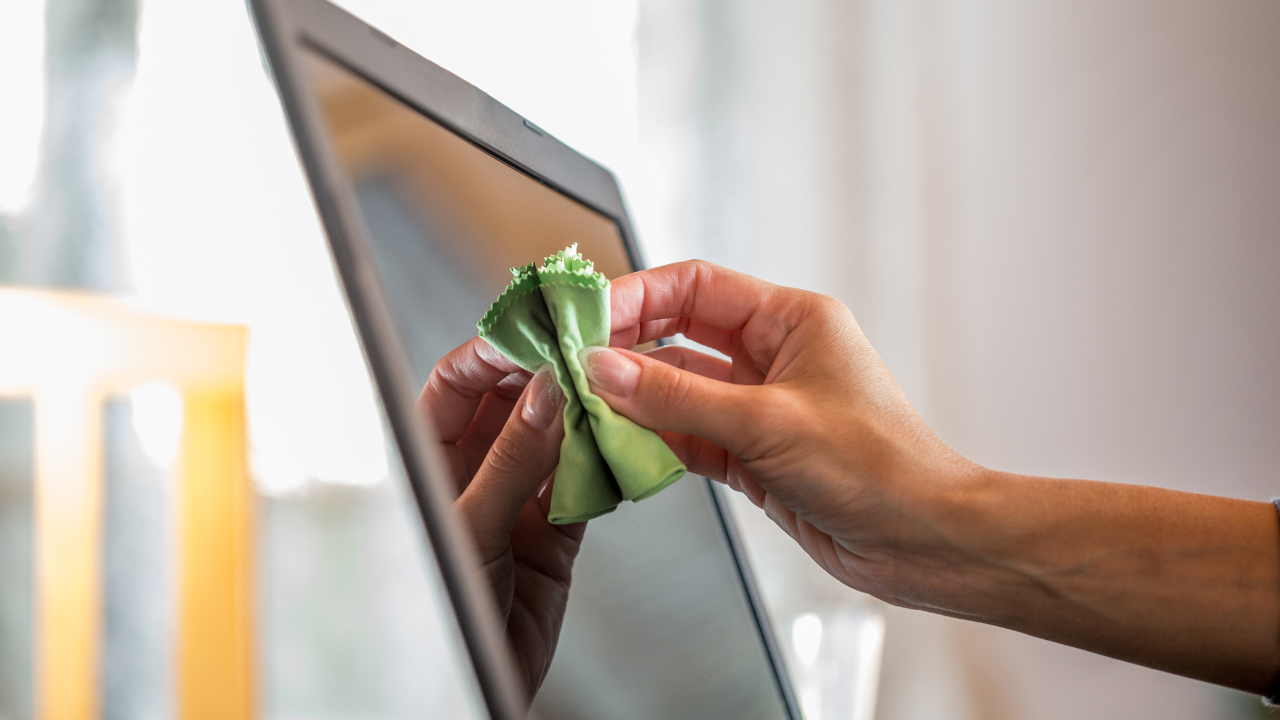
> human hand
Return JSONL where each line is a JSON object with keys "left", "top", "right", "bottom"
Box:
{"left": 581, "top": 260, "right": 1280, "bottom": 694}
{"left": 416, "top": 337, "right": 585, "bottom": 700}
{"left": 579, "top": 260, "right": 975, "bottom": 611}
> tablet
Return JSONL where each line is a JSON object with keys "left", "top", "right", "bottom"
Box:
{"left": 250, "top": 1, "right": 799, "bottom": 717}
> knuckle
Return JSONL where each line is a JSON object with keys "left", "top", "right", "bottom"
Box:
{"left": 800, "top": 292, "right": 853, "bottom": 330}
{"left": 687, "top": 258, "right": 720, "bottom": 274}
{"left": 652, "top": 363, "right": 696, "bottom": 411}
{"left": 484, "top": 431, "right": 533, "bottom": 476}
{"left": 813, "top": 292, "right": 845, "bottom": 315}
{"left": 414, "top": 383, "right": 433, "bottom": 417}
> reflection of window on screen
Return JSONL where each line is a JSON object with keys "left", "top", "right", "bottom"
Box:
{"left": 304, "top": 47, "right": 632, "bottom": 386}
{"left": 352, "top": 176, "right": 493, "bottom": 382}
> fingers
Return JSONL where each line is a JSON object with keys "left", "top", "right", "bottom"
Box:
{"left": 610, "top": 316, "right": 741, "bottom": 358}
{"left": 627, "top": 345, "right": 769, "bottom": 503}
{"left": 455, "top": 366, "right": 566, "bottom": 561}
{"left": 609, "top": 260, "right": 819, "bottom": 376}
{"left": 643, "top": 343, "right": 769, "bottom": 386}
{"left": 417, "top": 337, "right": 529, "bottom": 445}
{"left": 602, "top": 344, "right": 768, "bottom": 504}
{"left": 657, "top": 430, "right": 768, "bottom": 508}
{"left": 641, "top": 345, "right": 733, "bottom": 382}
{"left": 580, "top": 346, "right": 776, "bottom": 461}
{"left": 610, "top": 260, "right": 775, "bottom": 335}
{"left": 454, "top": 392, "right": 521, "bottom": 481}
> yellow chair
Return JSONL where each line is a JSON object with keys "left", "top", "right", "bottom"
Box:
{"left": 0, "top": 287, "right": 253, "bottom": 720}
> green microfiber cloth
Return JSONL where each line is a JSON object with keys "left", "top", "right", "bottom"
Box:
{"left": 477, "top": 244, "right": 686, "bottom": 524}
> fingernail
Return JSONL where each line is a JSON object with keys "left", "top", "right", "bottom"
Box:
{"left": 579, "top": 347, "right": 640, "bottom": 397}
{"left": 521, "top": 365, "right": 561, "bottom": 430}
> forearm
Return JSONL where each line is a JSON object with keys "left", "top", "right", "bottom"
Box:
{"left": 920, "top": 470, "right": 1280, "bottom": 692}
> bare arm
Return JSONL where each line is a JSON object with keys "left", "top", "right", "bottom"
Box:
{"left": 922, "top": 473, "right": 1279, "bottom": 691}
{"left": 581, "top": 259, "right": 1280, "bottom": 693}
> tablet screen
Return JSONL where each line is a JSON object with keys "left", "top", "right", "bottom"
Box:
{"left": 300, "top": 47, "right": 790, "bottom": 720}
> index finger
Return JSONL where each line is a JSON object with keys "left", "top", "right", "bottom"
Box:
{"left": 416, "top": 336, "right": 530, "bottom": 444}
{"left": 609, "top": 260, "right": 793, "bottom": 356}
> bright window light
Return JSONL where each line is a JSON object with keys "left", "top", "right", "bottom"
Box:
{"left": 130, "top": 380, "right": 184, "bottom": 468}
{"left": 106, "top": 1, "right": 641, "bottom": 495}
{"left": 0, "top": 0, "right": 46, "bottom": 214}
{"left": 792, "top": 612, "right": 824, "bottom": 666}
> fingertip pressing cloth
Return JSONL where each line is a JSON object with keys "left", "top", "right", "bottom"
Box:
{"left": 477, "top": 245, "right": 686, "bottom": 524}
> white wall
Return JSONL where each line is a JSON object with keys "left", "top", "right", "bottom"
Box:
{"left": 636, "top": 1, "right": 1280, "bottom": 718}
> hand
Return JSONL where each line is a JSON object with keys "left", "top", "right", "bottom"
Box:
{"left": 583, "top": 260, "right": 969, "bottom": 604}
{"left": 580, "top": 259, "right": 1280, "bottom": 694}
{"left": 416, "top": 337, "right": 585, "bottom": 700}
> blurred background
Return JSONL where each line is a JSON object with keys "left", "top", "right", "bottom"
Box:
{"left": 1, "top": 0, "right": 1278, "bottom": 719}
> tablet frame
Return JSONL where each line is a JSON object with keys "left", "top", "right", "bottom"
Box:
{"left": 248, "top": 1, "right": 800, "bottom": 718}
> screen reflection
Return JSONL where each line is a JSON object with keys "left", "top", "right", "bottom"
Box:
{"left": 302, "top": 47, "right": 790, "bottom": 720}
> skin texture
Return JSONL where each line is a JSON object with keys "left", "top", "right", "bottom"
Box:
{"left": 419, "top": 259, "right": 1280, "bottom": 700}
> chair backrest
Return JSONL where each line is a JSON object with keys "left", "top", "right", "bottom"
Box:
{"left": 0, "top": 288, "right": 252, "bottom": 720}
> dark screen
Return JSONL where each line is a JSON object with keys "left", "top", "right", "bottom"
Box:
{"left": 301, "top": 47, "right": 789, "bottom": 720}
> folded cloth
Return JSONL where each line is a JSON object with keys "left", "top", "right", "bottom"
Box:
{"left": 477, "top": 245, "right": 687, "bottom": 524}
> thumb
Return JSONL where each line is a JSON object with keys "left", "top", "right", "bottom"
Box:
{"left": 578, "top": 346, "right": 767, "bottom": 459}
{"left": 456, "top": 366, "right": 564, "bottom": 560}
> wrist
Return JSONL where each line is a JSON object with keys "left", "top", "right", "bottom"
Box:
{"left": 878, "top": 460, "right": 1035, "bottom": 620}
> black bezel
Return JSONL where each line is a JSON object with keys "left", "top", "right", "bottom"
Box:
{"left": 247, "top": 1, "right": 800, "bottom": 718}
